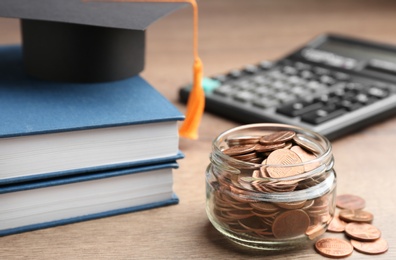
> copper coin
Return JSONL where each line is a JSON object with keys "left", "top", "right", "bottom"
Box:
{"left": 232, "top": 152, "right": 257, "bottom": 161}
{"left": 339, "top": 209, "right": 373, "bottom": 223}
{"left": 250, "top": 202, "right": 279, "bottom": 212}
{"left": 259, "top": 130, "right": 296, "bottom": 144}
{"left": 255, "top": 142, "right": 286, "bottom": 152}
{"left": 222, "top": 144, "right": 256, "bottom": 156}
{"left": 290, "top": 145, "right": 318, "bottom": 171}
{"left": 227, "top": 136, "right": 260, "bottom": 146}
{"left": 336, "top": 194, "right": 366, "bottom": 210}
{"left": 238, "top": 216, "right": 269, "bottom": 232}
{"left": 275, "top": 200, "right": 307, "bottom": 210}
{"left": 315, "top": 237, "right": 354, "bottom": 258}
{"left": 305, "top": 224, "right": 326, "bottom": 240}
{"left": 350, "top": 238, "right": 389, "bottom": 255}
{"left": 293, "top": 134, "right": 321, "bottom": 154}
{"left": 345, "top": 222, "right": 381, "bottom": 241}
{"left": 266, "top": 149, "right": 304, "bottom": 178}
{"left": 272, "top": 209, "right": 310, "bottom": 239}
{"left": 327, "top": 215, "right": 347, "bottom": 233}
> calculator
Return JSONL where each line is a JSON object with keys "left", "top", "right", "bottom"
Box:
{"left": 178, "top": 33, "right": 396, "bottom": 140}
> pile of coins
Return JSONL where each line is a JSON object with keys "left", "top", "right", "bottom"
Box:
{"left": 209, "top": 130, "right": 333, "bottom": 240}
{"left": 315, "top": 194, "right": 388, "bottom": 257}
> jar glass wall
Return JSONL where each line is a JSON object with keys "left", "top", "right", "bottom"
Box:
{"left": 206, "top": 123, "right": 336, "bottom": 250}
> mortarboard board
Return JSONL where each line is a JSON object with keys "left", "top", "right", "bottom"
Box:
{"left": 0, "top": 0, "right": 204, "bottom": 139}
{"left": 0, "top": 0, "right": 187, "bottom": 82}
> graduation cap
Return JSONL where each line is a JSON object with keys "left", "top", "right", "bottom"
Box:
{"left": 0, "top": 0, "right": 205, "bottom": 139}
{"left": 0, "top": 0, "right": 187, "bottom": 82}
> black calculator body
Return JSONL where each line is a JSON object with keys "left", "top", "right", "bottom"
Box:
{"left": 179, "top": 33, "right": 396, "bottom": 140}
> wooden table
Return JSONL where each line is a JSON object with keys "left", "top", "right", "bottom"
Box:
{"left": 1, "top": 0, "right": 395, "bottom": 259}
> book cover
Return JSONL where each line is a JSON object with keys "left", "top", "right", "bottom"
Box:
{"left": 0, "top": 45, "right": 185, "bottom": 183}
{"left": 0, "top": 161, "right": 180, "bottom": 236}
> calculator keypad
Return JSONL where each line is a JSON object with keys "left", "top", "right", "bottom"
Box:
{"left": 209, "top": 60, "right": 393, "bottom": 125}
{"left": 179, "top": 57, "right": 396, "bottom": 139}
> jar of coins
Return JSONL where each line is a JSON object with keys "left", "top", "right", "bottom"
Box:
{"left": 206, "top": 123, "right": 336, "bottom": 250}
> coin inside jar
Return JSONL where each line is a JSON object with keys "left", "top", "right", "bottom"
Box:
{"left": 272, "top": 209, "right": 310, "bottom": 239}
{"left": 266, "top": 149, "right": 304, "bottom": 178}
{"left": 207, "top": 125, "right": 336, "bottom": 250}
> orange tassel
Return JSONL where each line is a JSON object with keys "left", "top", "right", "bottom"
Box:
{"left": 179, "top": 57, "right": 204, "bottom": 139}
{"left": 85, "top": 0, "right": 204, "bottom": 139}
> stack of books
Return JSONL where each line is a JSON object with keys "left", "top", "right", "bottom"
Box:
{"left": 0, "top": 46, "right": 184, "bottom": 236}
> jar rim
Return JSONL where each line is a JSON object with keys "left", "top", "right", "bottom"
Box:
{"left": 212, "top": 123, "right": 333, "bottom": 181}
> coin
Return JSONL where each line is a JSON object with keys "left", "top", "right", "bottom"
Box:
{"left": 272, "top": 209, "right": 310, "bottom": 239}
{"left": 213, "top": 129, "right": 333, "bottom": 242}
{"left": 275, "top": 200, "right": 307, "bottom": 210}
{"left": 327, "top": 215, "right": 347, "bottom": 233}
{"left": 290, "top": 145, "right": 318, "bottom": 171}
{"left": 232, "top": 152, "right": 257, "bottom": 161}
{"left": 255, "top": 142, "right": 286, "bottom": 152}
{"left": 227, "top": 136, "right": 260, "bottom": 146}
{"left": 222, "top": 144, "right": 257, "bottom": 156}
{"left": 238, "top": 216, "right": 269, "bottom": 232}
{"left": 293, "top": 134, "right": 321, "bottom": 154}
{"left": 305, "top": 224, "right": 326, "bottom": 240}
{"left": 350, "top": 238, "right": 389, "bottom": 255}
{"left": 266, "top": 149, "right": 304, "bottom": 178}
{"left": 345, "top": 222, "right": 381, "bottom": 241}
{"left": 339, "top": 209, "right": 373, "bottom": 223}
{"left": 250, "top": 202, "right": 279, "bottom": 212}
{"left": 315, "top": 238, "right": 354, "bottom": 258}
{"left": 336, "top": 194, "right": 366, "bottom": 210}
{"left": 259, "top": 130, "right": 296, "bottom": 144}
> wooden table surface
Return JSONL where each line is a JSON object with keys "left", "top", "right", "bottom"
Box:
{"left": 1, "top": 0, "right": 395, "bottom": 259}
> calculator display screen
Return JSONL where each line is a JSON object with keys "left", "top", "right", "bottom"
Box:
{"left": 317, "top": 39, "right": 396, "bottom": 64}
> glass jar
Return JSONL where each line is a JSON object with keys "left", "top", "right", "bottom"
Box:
{"left": 206, "top": 123, "right": 336, "bottom": 250}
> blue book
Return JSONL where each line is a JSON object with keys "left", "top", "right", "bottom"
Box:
{"left": 0, "top": 161, "right": 180, "bottom": 236}
{"left": 0, "top": 45, "right": 185, "bottom": 184}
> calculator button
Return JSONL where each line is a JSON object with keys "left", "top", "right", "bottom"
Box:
{"left": 301, "top": 106, "right": 347, "bottom": 125}
{"left": 276, "top": 92, "right": 296, "bottom": 103}
{"left": 272, "top": 80, "right": 289, "bottom": 91}
{"left": 252, "top": 75, "right": 272, "bottom": 85}
{"left": 234, "top": 80, "right": 253, "bottom": 90}
{"left": 345, "top": 82, "right": 365, "bottom": 91}
{"left": 201, "top": 77, "right": 221, "bottom": 94}
{"left": 319, "top": 75, "right": 336, "bottom": 85}
{"left": 314, "top": 67, "right": 331, "bottom": 75}
{"left": 277, "top": 101, "right": 324, "bottom": 117}
{"left": 228, "top": 69, "right": 243, "bottom": 78}
{"left": 252, "top": 97, "right": 280, "bottom": 108}
{"left": 338, "top": 100, "right": 363, "bottom": 111}
{"left": 258, "top": 61, "right": 273, "bottom": 70}
{"left": 290, "top": 86, "right": 311, "bottom": 97}
{"left": 211, "top": 74, "right": 227, "bottom": 83}
{"left": 367, "top": 87, "right": 389, "bottom": 98}
{"left": 300, "top": 70, "right": 315, "bottom": 80}
{"left": 243, "top": 64, "right": 260, "bottom": 74}
{"left": 307, "top": 81, "right": 327, "bottom": 92}
{"left": 334, "top": 72, "right": 351, "bottom": 81}
{"left": 255, "top": 86, "right": 276, "bottom": 96}
{"left": 283, "top": 66, "right": 298, "bottom": 75}
{"left": 294, "top": 62, "right": 312, "bottom": 70}
{"left": 213, "top": 84, "right": 234, "bottom": 96}
{"left": 287, "top": 75, "right": 304, "bottom": 85}
{"left": 233, "top": 91, "right": 255, "bottom": 102}
{"left": 268, "top": 70, "right": 287, "bottom": 80}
